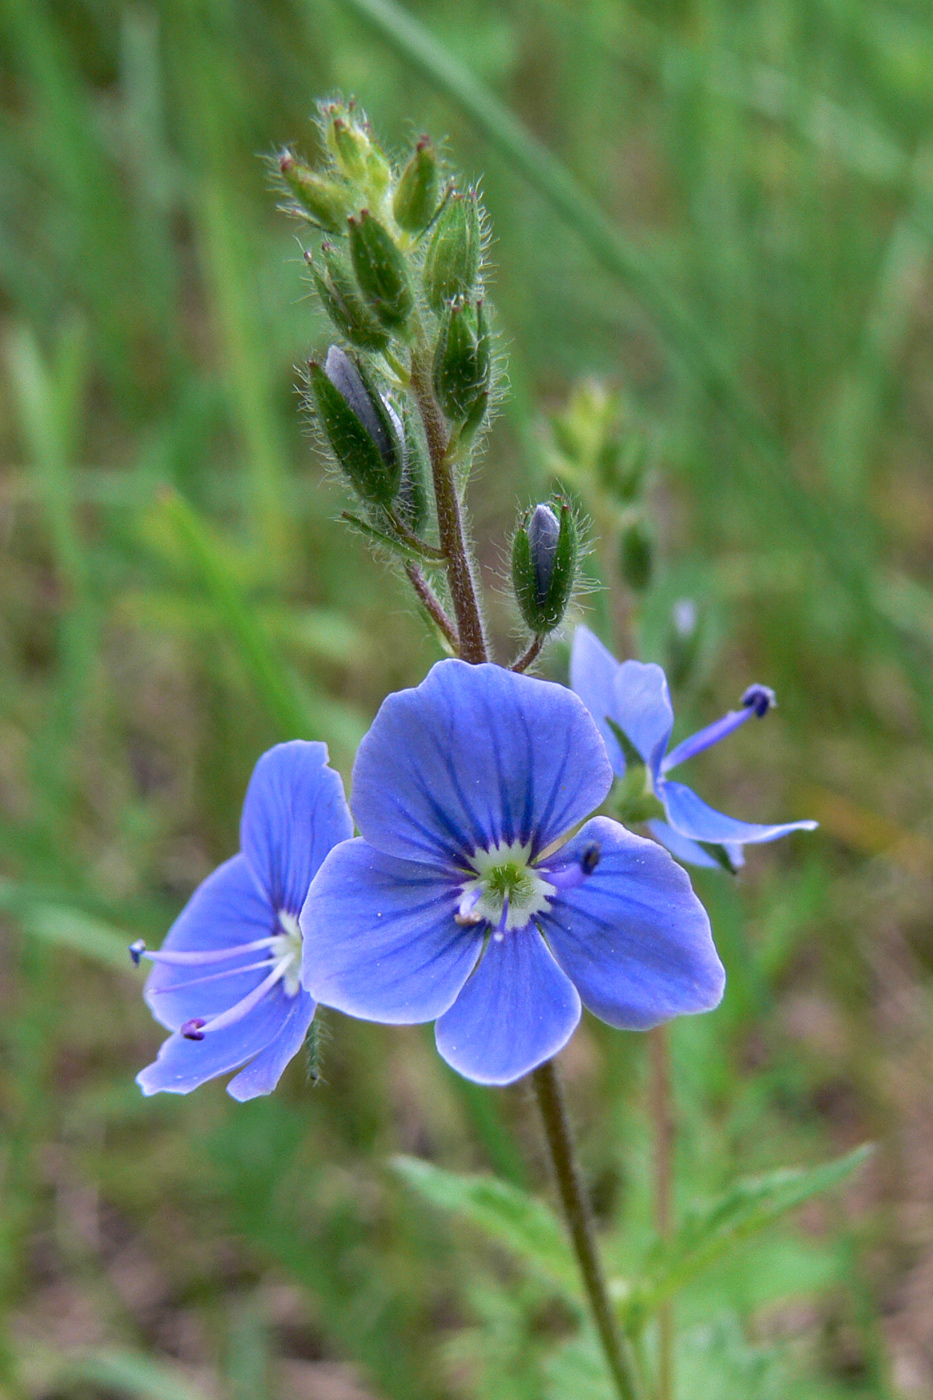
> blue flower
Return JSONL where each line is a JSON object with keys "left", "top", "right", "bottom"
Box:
{"left": 299, "top": 660, "right": 723, "bottom": 1086}
{"left": 134, "top": 741, "right": 353, "bottom": 1100}
{"left": 571, "top": 626, "right": 817, "bottom": 870}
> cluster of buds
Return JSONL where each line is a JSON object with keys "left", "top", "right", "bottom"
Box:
{"left": 276, "top": 102, "right": 493, "bottom": 543}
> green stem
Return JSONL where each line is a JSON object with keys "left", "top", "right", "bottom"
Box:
{"left": 649, "top": 1024, "right": 675, "bottom": 1400}
{"left": 409, "top": 349, "right": 487, "bottom": 663}
{"left": 532, "top": 1060, "right": 643, "bottom": 1400}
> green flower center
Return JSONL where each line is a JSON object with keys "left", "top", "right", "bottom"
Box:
{"left": 459, "top": 840, "right": 556, "bottom": 934}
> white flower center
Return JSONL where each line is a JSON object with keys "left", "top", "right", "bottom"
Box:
{"left": 458, "top": 839, "right": 556, "bottom": 936}
{"left": 271, "top": 910, "right": 303, "bottom": 997}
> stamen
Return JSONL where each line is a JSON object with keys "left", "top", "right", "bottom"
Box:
{"left": 541, "top": 842, "right": 601, "bottom": 892}
{"left": 492, "top": 896, "right": 509, "bottom": 942}
{"left": 132, "top": 936, "right": 280, "bottom": 968}
{"left": 181, "top": 1018, "right": 206, "bottom": 1040}
{"left": 742, "top": 684, "right": 775, "bottom": 718}
{"left": 456, "top": 888, "right": 483, "bottom": 925}
{"left": 178, "top": 962, "right": 290, "bottom": 1041}
{"left": 149, "top": 957, "right": 275, "bottom": 995}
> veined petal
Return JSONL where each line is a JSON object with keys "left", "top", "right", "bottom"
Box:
{"left": 542, "top": 817, "right": 724, "bottom": 1030}
{"left": 226, "top": 992, "right": 316, "bottom": 1101}
{"left": 136, "top": 983, "right": 298, "bottom": 1096}
{"left": 610, "top": 661, "right": 674, "bottom": 779}
{"left": 435, "top": 930, "right": 581, "bottom": 1085}
{"left": 660, "top": 779, "right": 818, "bottom": 846}
{"left": 300, "top": 838, "right": 484, "bottom": 1023}
{"left": 349, "top": 659, "right": 612, "bottom": 866}
{"left": 240, "top": 740, "right": 353, "bottom": 914}
{"left": 143, "top": 856, "right": 277, "bottom": 1030}
{"left": 570, "top": 626, "right": 626, "bottom": 776}
{"left": 647, "top": 819, "right": 722, "bottom": 870}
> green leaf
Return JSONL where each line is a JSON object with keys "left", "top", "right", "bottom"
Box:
{"left": 52, "top": 1348, "right": 212, "bottom": 1400}
{"left": 392, "top": 1156, "right": 580, "bottom": 1296}
{"left": 626, "top": 1145, "right": 873, "bottom": 1322}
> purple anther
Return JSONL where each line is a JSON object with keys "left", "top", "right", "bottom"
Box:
{"left": 181, "top": 1018, "right": 206, "bottom": 1041}
{"left": 544, "top": 843, "right": 601, "bottom": 892}
{"left": 129, "top": 939, "right": 146, "bottom": 966}
{"left": 580, "top": 842, "right": 601, "bottom": 875}
{"left": 742, "top": 684, "right": 775, "bottom": 718}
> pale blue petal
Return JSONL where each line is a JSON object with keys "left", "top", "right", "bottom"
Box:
{"left": 610, "top": 661, "right": 674, "bottom": 779}
{"left": 647, "top": 819, "right": 721, "bottom": 870}
{"left": 661, "top": 707, "right": 752, "bottom": 774}
{"left": 136, "top": 983, "right": 299, "bottom": 1096}
{"left": 541, "top": 817, "right": 724, "bottom": 1029}
{"left": 660, "top": 779, "right": 818, "bottom": 846}
{"left": 300, "top": 838, "right": 484, "bottom": 1023}
{"left": 434, "top": 930, "right": 581, "bottom": 1085}
{"left": 350, "top": 659, "right": 612, "bottom": 866}
{"left": 570, "top": 626, "right": 626, "bottom": 776}
{"left": 143, "top": 856, "right": 277, "bottom": 1030}
{"left": 226, "top": 992, "right": 315, "bottom": 1101}
{"left": 240, "top": 740, "right": 353, "bottom": 914}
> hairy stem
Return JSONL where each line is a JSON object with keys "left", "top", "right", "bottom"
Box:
{"left": 409, "top": 349, "right": 487, "bottom": 663}
{"left": 649, "top": 1024, "right": 675, "bottom": 1400}
{"left": 385, "top": 508, "right": 446, "bottom": 560}
{"left": 510, "top": 635, "right": 543, "bottom": 674}
{"left": 532, "top": 1060, "right": 643, "bottom": 1400}
{"left": 404, "top": 562, "right": 459, "bottom": 649}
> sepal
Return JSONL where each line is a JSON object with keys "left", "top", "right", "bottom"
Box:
{"left": 512, "top": 501, "right": 578, "bottom": 635}
{"left": 422, "top": 189, "right": 481, "bottom": 311}
{"left": 309, "top": 347, "right": 402, "bottom": 507}
{"left": 393, "top": 137, "right": 442, "bottom": 233}
{"left": 310, "top": 243, "right": 389, "bottom": 351}
{"left": 348, "top": 211, "right": 414, "bottom": 330}
{"left": 432, "top": 299, "right": 490, "bottom": 422}
{"left": 278, "top": 152, "right": 350, "bottom": 234}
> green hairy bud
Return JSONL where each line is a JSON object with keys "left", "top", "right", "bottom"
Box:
{"left": 348, "top": 210, "right": 414, "bottom": 330}
{"left": 432, "top": 299, "right": 491, "bottom": 422}
{"left": 619, "top": 516, "right": 653, "bottom": 592}
{"left": 393, "top": 137, "right": 442, "bottom": 233}
{"left": 278, "top": 152, "right": 350, "bottom": 235}
{"left": 397, "top": 413, "right": 429, "bottom": 536}
{"left": 422, "top": 189, "right": 481, "bottom": 311}
{"left": 311, "top": 243, "right": 389, "bottom": 352}
{"left": 512, "top": 501, "right": 578, "bottom": 635}
{"left": 309, "top": 347, "right": 402, "bottom": 507}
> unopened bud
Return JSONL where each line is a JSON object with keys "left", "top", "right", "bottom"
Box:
{"left": 422, "top": 189, "right": 481, "bottom": 311}
{"left": 512, "top": 501, "right": 578, "bottom": 635}
{"left": 348, "top": 210, "right": 413, "bottom": 330}
{"left": 309, "top": 347, "right": 402, "bottom": 507}
{"left": 322, "top": 104, "right": 391, "bottom": 198}
{"left": 393, "top": 136, "right": 441, "bottom": 233}
{"left": 310, "top": 243, "right": 388, "bottom": 351}
{"left": 432, "top": 299, "right": 490, "bottom": 421}
{"left": 279, "top": 152, "right": 351, "bottom": 235}
{"left": 396, "top": 413, "right": 429, "bottom": 536}
{"left": 619, "top": 517, "right": 653, "bottom": 592}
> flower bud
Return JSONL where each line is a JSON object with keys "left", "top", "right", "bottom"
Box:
{"left": 512, "top": 501, "right": 578, "bottom": 635}
{"left": 321, "top": 104, "right": 391, "bottom": 200}
{"left": 309, "top": 347, "right": 402, "bottom": 508}
{"left": 619, "top": 517, "right": 653, "bottom": 592}
{"left": 310, "top": 243, "right": 389, "bottom": 352}
{"left": 422, "top": 189, "right": 481, "bottom": 311}
{"left": 348, "top": 210, "right": 413, "bottom": 330}
{"left": 393, "top": 136, "right": 441, "bottom": 233}
{"left": 432, "top": 299, "right": 491, "bottom": 422}
{"left": 397, "top": 413, "right": 429, "bottom": 536}
{"left": 598, "top": 435, "right": 648, "bottom": 503}
{"left": 278, "top": 152, "right": 350, "bottom": 235}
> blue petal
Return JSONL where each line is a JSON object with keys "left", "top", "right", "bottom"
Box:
{"left": 136, "top": 982, "right": 301, "bottom": 1096}
{"left": 610, "top": 661, "right": 674, "bottom": 779}
{"left": 660, "top": 779, "right": 818, "bottom": 846}
{"left": 226, "top": 992, "right": 315, "bottom": 1101}
{"left": 541, "top": 817, "right": 724, "bottom": 1029}
{"left": 300, "top": 838, "right": 484, "bottom": 1023}
{"left": 570, "top": 626, "right": 626, "bottom": 776}
{"left": 661, "top": 707, "right": 752, "bottom": 774}
{"left": 349, "top": 659, "right": 612, "bottom": 866}
{"left": 143, "top": 855, "right": 276, "bottom": 1030}
{"left": 240, "top": 740, "right": 353, "bottom": 914}
{"left": 647, "top": 819, "right": 722, "bottom": 869}
{"left": 435, "top": 930, "right": 581, "bottom": 1085}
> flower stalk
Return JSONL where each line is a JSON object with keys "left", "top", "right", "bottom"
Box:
{"left": 532, "top": 1060, "right": 643, "bottom": 1400}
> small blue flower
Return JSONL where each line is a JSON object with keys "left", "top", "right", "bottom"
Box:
{"left": 300, "top": 660, "right": 723, "bottom": 1086}
{"left": 134, "top": 741, "right": 353, "bottom": 1100}
{"left": 571, "top": 626, "right": 817, "bottom": 870}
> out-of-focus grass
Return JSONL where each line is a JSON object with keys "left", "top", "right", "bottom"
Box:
{"left": 1, "top": 0, "right": 932, "bottom": 1396}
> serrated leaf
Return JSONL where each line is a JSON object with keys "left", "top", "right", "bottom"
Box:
{"left": 626, "top": 1145, "right": 872, "bottom": 1321}
{"left": 392, "top": 1156, "right": 580, "bottom": 1296}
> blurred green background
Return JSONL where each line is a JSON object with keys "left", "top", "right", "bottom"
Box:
{"left": 2, "top": 0, "right": 932, "bottom": 1396}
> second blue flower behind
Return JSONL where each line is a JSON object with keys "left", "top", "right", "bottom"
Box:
{"left": 300, "top": 660, "right": 724, "bottom": 1085}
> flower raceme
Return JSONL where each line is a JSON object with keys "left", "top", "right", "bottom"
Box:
{"left": 133, "top": 742, "right": 352, "bottom": 1100}
{"left": 299, "top": 660, "right": 725, "bottom": 1086}
{"left": 570, "top": 626, "right": 817, "bottom": 869}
